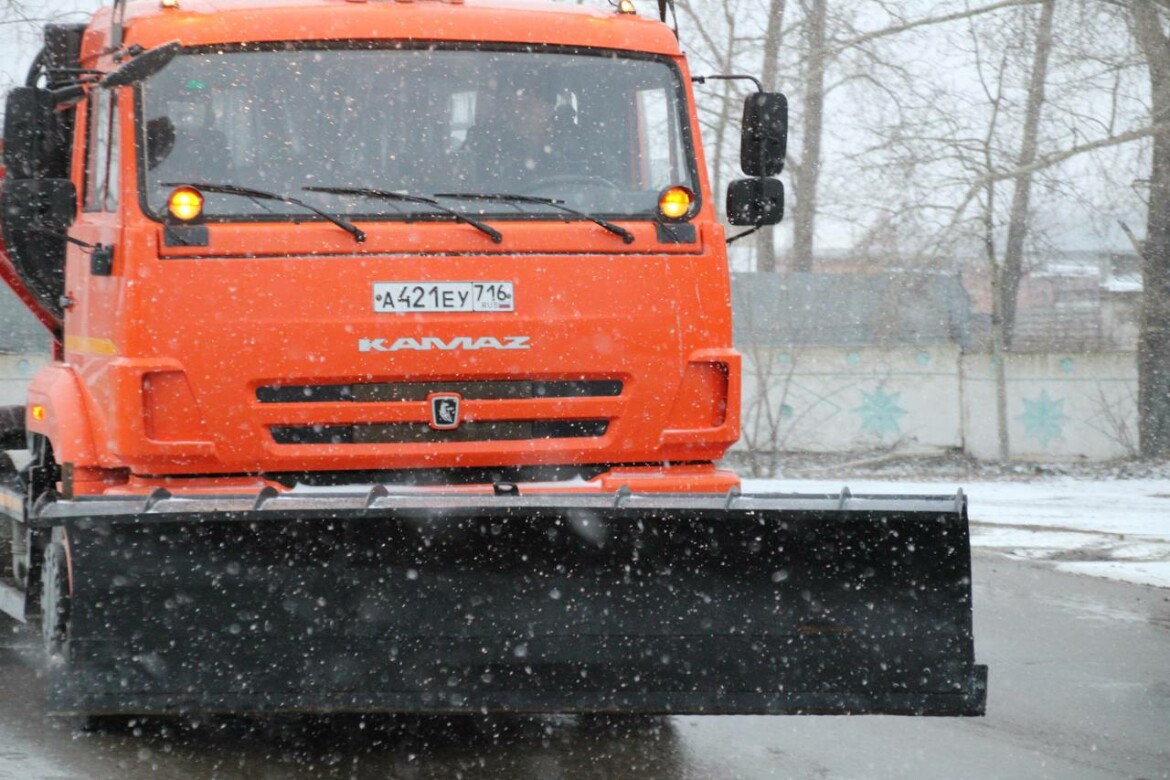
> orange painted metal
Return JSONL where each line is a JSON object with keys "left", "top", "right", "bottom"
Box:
{"left": 24, "top": 365, "right": 101, "bottom": 467}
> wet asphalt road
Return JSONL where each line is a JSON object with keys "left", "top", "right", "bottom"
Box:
{"left": 0, "top": 553, "right": 1167, "bottom": 780}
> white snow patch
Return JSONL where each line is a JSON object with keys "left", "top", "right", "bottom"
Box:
{"left": 1054, "top": 561, "right": 1170, "bottom": 590}
{"left": 970, "top": 527, "right": 1100, "bottom": 550}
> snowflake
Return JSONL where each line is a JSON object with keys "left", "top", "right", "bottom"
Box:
{"left": 1018, "top": 390, "right": 1065, "bottom": 448}
{"left": 854, "top": 386, "right": 907, "bottom": 438}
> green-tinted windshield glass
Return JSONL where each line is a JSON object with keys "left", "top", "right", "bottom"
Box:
{"left": 141, "top": 47, "right": 696, "bottom": 219}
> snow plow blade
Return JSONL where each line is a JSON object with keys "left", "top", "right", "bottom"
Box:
{"left": 35, "top": 488, "right": 986, "bottom": 717}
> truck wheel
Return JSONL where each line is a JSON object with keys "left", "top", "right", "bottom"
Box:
{"left": 41, "top": 540, "right": 70, "bottom": 658}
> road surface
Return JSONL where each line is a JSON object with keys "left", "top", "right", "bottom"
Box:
{"left": 0, "top": 553, "right": 1166, "bottom": 779}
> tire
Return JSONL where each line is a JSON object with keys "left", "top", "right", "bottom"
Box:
{"left": 41, "top": 540, "right": 70, "bottom": 658}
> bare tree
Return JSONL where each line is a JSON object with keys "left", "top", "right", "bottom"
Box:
{"left": 1130, "top": 0, "right": 1170, "bottom": 456}
{"left": 789, "top": 0, "right": 828, "bottom": 272}
{"left": 0, "top": 1, "right": 98, "bottom": 91}
{"left": 1000, "top": 0, "right": 1056, "bottom": 347}
{"left": 973, "top": 30, "right": 1014, "bottom": 460}
{"left": 756, "top": 0, "right": 787, "bottom": 272}
{"left": 738, "top": 342, "right": 800, "bottom": 476}
{"left": 791, "top": 1, "right": 1054, "bottom": 273}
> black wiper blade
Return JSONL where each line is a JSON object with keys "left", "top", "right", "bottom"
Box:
{"left": 304, "top": 186, "right": 503, "bottom": 244}
{"left": 162, "top": 182, "right": 366, "bottom": 243}
{"left": 434, "top": 192, "right": 635, "bottom": 245}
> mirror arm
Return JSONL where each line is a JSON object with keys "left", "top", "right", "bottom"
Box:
{"left": 50, "top": 82, "right": 92, "bottom": 105}
{"left": 692, "top": 74, "right": 763, "bottom": 93}
{"left": 18, "top": 226, "right": 92, "bottom": 250}
{"left": 726, "top": 225, "right": 764, "bottom": 245}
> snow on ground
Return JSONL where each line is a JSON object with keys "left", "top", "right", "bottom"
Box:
{"left": 743, "top": 476, "right": 1170, "bottom": 590}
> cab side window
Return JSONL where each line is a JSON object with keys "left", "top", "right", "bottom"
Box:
{"left": 84, "top": 90, "right": 119, "bottom": 212}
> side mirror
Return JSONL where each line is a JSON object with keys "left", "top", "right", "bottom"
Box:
{"left": 3, "top": 88, "right": 59, "bottom": 179}
{"left": 103, "top": 40, "right": 182, "bottom": 89}
{"left": 741, "top": 92, "right": 787, "bottom": 177}
{"left": 0, "top": 178, "right": 76, "bottom": 316}
{"left": 1, "top": 178, "right": 78, "bottom": 233}
{"left": 727, "top": 178, "right": 784, "bottom": 226}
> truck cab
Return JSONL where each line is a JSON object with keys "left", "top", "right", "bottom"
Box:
{"left": 3, "top": 0, "right": 784, "bottom": 497}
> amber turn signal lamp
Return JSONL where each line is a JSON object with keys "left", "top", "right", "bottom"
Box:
{"left": 31, "top": 404, "right": 46, "bottom": 422}
{"left": 658, "top": 185, "right": 695, "bottom": 221}
{"left": 167, "top": 186, "right": 204, "bottom": 222}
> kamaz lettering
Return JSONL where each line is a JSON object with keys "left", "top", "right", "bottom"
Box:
{"left": 359, "top": 336, "right": 531, "bottom": 352}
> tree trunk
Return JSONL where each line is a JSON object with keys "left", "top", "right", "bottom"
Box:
{"left": 984, "top": 179, "right": 1011, "bottom": 460}
{"left": 790, "top": 0, "right": 826, "bottom": 273}
{"left": 1001, "top": 0, "right": 1055, "bottom": 348}
{"left": 756, "top": 0, "right": 787, "bottom": 272}
{"left": 1131, "top": 1, "right": 1170, "bottom": 457}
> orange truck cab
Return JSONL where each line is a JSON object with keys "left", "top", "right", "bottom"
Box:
{"left": 1, "top": 0, "right": 786, "bottom": 499}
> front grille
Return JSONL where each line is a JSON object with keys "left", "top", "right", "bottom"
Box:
{"left": 271, "top": 420, "right": 609, "bottom": 445}
{"left": 258, "top": 380, "right": 622, "bottom": 403}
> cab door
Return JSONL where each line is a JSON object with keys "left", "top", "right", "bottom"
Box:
{"left": 63, "top": 84, "right": 126, "bottom": 440}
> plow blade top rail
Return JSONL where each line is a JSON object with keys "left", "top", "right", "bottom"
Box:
{"left": 35, "top": 489, "right": 987, "bottom": 716}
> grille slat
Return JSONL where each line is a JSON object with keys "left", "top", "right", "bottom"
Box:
{"left": 258, "top": 380, "right": 621, "bottom": 404}
{"left": 271, "top": 420, "right": 609, "bottom": 445}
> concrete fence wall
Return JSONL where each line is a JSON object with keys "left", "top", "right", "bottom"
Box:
{"left": 737, "top": 346, "right": 1137, "bottom": 461}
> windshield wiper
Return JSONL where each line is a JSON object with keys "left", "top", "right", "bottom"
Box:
{"left": 434, "top": 192, "right": 635, "bottom": 245}
{"left": 304, "top": 186, "right": 503, "bottom": 244}
{"left": 162, "top": 182, "right": 366, "bottom": 243}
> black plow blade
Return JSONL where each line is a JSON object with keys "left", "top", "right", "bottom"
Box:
{"left": 36, "top": 489, "right": 987, "bottom": 716}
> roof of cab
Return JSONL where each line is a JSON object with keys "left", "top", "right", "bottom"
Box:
{"left": 94, "top": 0, "right": 681, "bottom": 57}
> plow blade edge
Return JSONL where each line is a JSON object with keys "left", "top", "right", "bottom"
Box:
{"left": 36, "top": 490, "right": 987, "bottom": 716}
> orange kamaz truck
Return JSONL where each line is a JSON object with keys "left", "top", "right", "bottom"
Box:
{"left": 0, "top": 0, "right": 985, "bottom": 717}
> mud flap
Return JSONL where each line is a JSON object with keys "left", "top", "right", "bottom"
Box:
{"left": 36, "top": 489, "right": 987, "bottom": 716}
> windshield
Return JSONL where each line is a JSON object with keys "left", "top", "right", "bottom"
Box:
{"left": 139, "top": 46, "right": 697, "bottom": 221}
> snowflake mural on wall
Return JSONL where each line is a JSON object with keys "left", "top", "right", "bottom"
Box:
{"left": 854, "top": 386, "right": 907, "bottom": 439}
{"left": 1018, "top": 390, "right": 1065, "bottom": 448}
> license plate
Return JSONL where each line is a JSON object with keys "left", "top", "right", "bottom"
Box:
{"left": 373, "top": 282, "right": 515, "bottom": 313}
